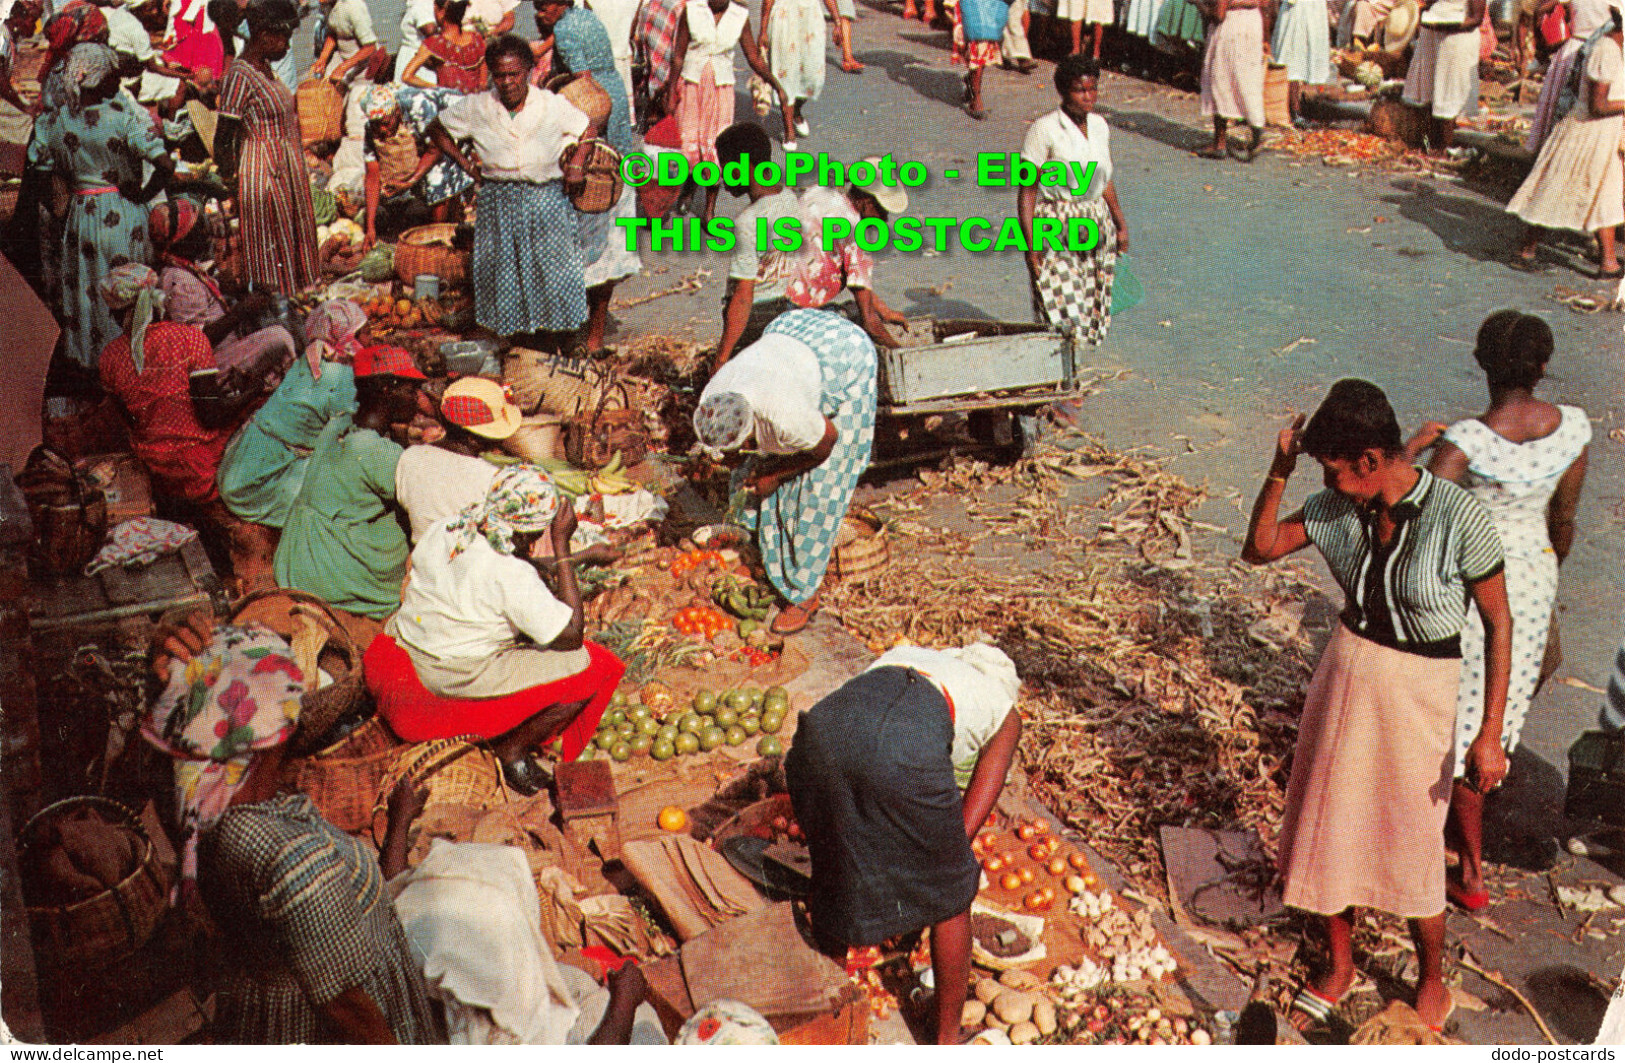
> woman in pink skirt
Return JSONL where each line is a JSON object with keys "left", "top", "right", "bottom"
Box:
{"left": 1197, "top": 0, "right": 1272, "bottom": 159}
{"left": 666, "top": 0, "right": 789, "bottom": 162}
{"left": 1243, "top": 379, "right": 1513, "bottom": 1033}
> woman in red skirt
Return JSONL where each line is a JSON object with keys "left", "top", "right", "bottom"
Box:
{"left": 367, "top": 464, "right": 623, "bottom": 794}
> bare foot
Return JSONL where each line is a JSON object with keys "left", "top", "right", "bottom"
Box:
{"left": 1414, "top": 976, "right": 1452, "bottom": 1029}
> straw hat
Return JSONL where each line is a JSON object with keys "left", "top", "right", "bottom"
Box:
{"left": 1380, "top": 0, "right": 1420, "bottom": 54}
{"left": 441, "top": 377, "right": 522, "bottom": 440}
{"left": 851, "top": 156, "right": 908, "bottom": 216}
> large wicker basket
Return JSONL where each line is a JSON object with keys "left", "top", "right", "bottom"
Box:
{"left": 394, "top": 223, "right": 471, "bottom": 289}
{"left": 370, "top": 737, "right": 512, "bottom": 846}
{"left": 295, "top": 78, "right": 345, "bottom": 147}
{"left": 280, "top": 715, "right": 403, "bottom": 834}
{"left": 230, "top": 589, "right": 368, "bottom": 756}
{"left": 19, "top": 797, "right": 170, "bottom": 972}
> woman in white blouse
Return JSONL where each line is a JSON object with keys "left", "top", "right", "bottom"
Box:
{"left": 429, "top": 34, "right": 594, "bottom": 349}
{"left": 1017, "top": 54, "right": 1129, "bottom": 348}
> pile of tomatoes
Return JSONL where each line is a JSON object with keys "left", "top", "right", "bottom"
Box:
{"left": 972, "top": 819, "right": 1098, "bottom": 913}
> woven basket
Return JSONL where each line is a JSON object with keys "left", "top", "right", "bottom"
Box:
{"left": 295, "top": 78, "right": 345, "bottom": 147}
{"left": 394, "top": 223, "right": 471, "bottom": 289}
{"left": 828, "top": 507, "right": 888, "bottom": 581}
{"left": 1264, "top": 65, "right": 1290, "bottom": 127}
{"left": 503, "top": 413, "right": 565, "bottom": 462}
{"left": 548, "top": 71, "right": 611, "bottom": 128}
{"left": 569, "top": 138, "right": 623, "bottom": 214}
{"left": 230, "top": 589, "right": 367, "bottom": 756}
{"left": 279, "top": 716, "right": 402, "bottom": 834}
{"left": 19, "top": 797, "right": 169, "bottom": 972}
{"left": 370, "top": 737, "right": 512, "bottom": 846}
{"left": 503, "top": 347, "right": 617, "bottom": 417}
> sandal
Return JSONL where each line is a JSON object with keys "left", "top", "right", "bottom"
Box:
{"left": 1596, "top": 264, "right": 1624, "bottom": 280}
{"left": 1288, "top": 985, "right": 1344, "bottom": 1030}
{"left": 1195, "top": 145, "right": 1226, "bottom": 159}
{"left": 963, "top": 103, "right": 987, "bottom": 120}
{"left": 1447, "top": 879, "right": 1490, "bottom": 912}
{"left": 501, "top": 755, "right": 553, "bottom": 796}
{"left": 841, "top": 59, "right": 865, "bottom": 72}
{"left": 771, "top": 599, "right": 820, "bottom": 635}
{"left": 1423, "top": 993, "right": 1458, "bottom": 1033}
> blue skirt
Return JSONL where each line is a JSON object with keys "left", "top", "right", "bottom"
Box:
{"left": 474, "top": 180, "right": 588, "bottom": 336}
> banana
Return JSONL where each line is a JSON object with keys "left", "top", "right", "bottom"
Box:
{"left": 603, "top": 451, "right": 623, "bottom": 475}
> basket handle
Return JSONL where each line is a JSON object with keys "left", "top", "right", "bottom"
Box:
{"left": 229, "top": 588, "right": 358, "bottom": 666}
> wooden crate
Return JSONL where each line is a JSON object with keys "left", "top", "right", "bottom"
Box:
{"left": 877, "top": 319, "right": 1073, "bottom": 405}
{"left": 28, "top": 538, "right": 217, "bottom": 632}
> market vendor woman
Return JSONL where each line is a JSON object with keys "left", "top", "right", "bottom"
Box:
{"left": 785, "top": 643, "right": 1023, "bottom": 1044}
{"left": 692, "top": 308, "right": 876, "bottom": 635}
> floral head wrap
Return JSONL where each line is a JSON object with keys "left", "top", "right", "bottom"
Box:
{"left": 98, "top": 262, "right": 166, "bottom": 373}
{"left": 364, "top": 84, "right": 400, "bottom": 122}
{"left": 446, "top": 463, "right": 561, "bottom": 561}
{"left": 141, "top": 623, "right": 304, "bottom": 879}
{"left": 63, "top": 40, "right": 117, "bottom": 112}
{"left": 692, "top": 390, "right": 754, "bottom": 454}
{"left": 301, "top": 298, "right": 367, "bottom": 380}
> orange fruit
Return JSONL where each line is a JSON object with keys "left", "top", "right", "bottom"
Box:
{"left": 1000, "top": 871, "right": 1023, "bottom": 891}
{"left": 657, "top": 806, "right": 689, "bottom": 832}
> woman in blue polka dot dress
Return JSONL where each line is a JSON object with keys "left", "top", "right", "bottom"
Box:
{"left": 429, "top": 34, "right": 594, "bottom": 350}
{"left": 1420, "top": 310, "right": 1590, "bottom": 913}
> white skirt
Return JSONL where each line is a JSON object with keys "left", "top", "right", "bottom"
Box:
{"left": 1507, "top": 111, "right": 1625, "bottom": 233}
{"left": 1201, "top": 7, "right": 1267, "bottom": 126}
{"left": 1402, "top": 24, "right": 1479, "bottom": 119}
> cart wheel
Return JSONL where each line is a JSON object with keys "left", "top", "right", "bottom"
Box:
{"left": 968, "top": 410, "right": 1030, "bottom": 464}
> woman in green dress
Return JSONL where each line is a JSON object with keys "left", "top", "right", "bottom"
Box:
{"left": 272, "top": 345, "right": 424, "bottom": 623}
{"left": 217, "top": 299, "right": 364, "bottom": 529}
{"left": 28, "top": 42, "right": 171, "bottom": 369}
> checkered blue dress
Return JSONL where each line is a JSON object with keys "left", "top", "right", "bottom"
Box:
{"left": 737, "top": 310, "right": 877, "bottom": 605}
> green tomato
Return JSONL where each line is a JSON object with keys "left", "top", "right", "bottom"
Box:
{"left": 723, "top": 690, "right": 753, "bottom": 713}
{"left": 762, "top": 691, "right": 790, "bottom": 714}
{"left": 677, "top": 713, "right": 703, "bottom": 734}
{"left": 595, "top": 731, "right": 620, "bottom": 751}
{"left": 745, "top": 687, "right": 764, "bottom": 707}
{"left": 724, "top": 725, "right": 747, "bottom": 747}
{"left": 761, "top": 709, "right": 785, "bottom": 734}
{"left": 756, "top": 735, "right": 784, "bottom": 756}
{"left": 609, "top": 741, "right": 633, "bottom": 762}
{"left": 651, "top": 739, "right": 676, "bottom": 761}
{"left": 614, "top": 720, "right": 636, "bottom": 738}
{"left": 674, "top": 732, "right": 701, "bottom": 755}
{"left": 636, "top": 716, "right": 661, "bottom": 736}
{"left": 693, "top": 690, "right": 718, "bottom": 714}
{"left": 714, "top": 707, "right": 739, "bottom": 728}
{"left": 699, "top": 726, "right": 727, "bottom": 751}
{"left": 630, "top": 733, "right": 654, "bottom": 754}
{"left": 740, "top": 715, "right": 761, "bottom": 736}
{"left": 656, "top": 724, "right": 679, "bottom": 744}
{"left": 606, "top": 709, "right": 627, "bottom": 727}
{"left": 609, "top": 691, "right": 628, "bottom": 708}
{"left": 628, "top": 703, "right": 653, "bottom": 721}
{"left": 765, "top": 685, "right": 789, "bottom": 702}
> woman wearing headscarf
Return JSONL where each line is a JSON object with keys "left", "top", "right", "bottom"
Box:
{"left": 692, "top": 308, "right": 877, "bottom": 635}
{"left": 215, "top": 0, "right": 320, "bottom": 295}
{"left": 1243, "top": 379, "right": 1511, "bottom": 1031}
{"left": 216, "top": 298, "right": 361, "bottom": 538}
{"left": 359, "top": 86, "right": 472, "bottom": 247}
{"left": 273, "top": 345, "right": 425, "bottom": 626}
{"left": 534, "top": 0, "right": 641, "bottom": 355}
{"left": 428, "top": 34, "right": 593, "bottom": 350}
{"left": 96, "top": 263, "right": 269, "bottom": 582}
{"left": 145, "top": 614, "right": 443, "bottom": 1045}
{"left": 366, "top": 464, "right": 624, "bottom": 794}
{"left": 787, "top": 643, "right": 1022, "bottom": 1043}
{"left": 28, "top": 42, "right": 171, "bottom": 369}
{"left": 150, "top": 197, "right": 300, "bottom": 391}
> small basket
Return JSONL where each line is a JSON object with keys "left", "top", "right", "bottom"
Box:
{"left": 828, "top": 507, "right": 889, "bottom": 581}
{"left": 394, "top": 223, "right": 471, "bottom": 289}
{"left": 569, "top": 138, "right": 623, "bottom": 215}
{"left": 548, "top": 71, "right": 611, "bottom": 128}
{"left": 370, "top": 737, "right": 512, "bottom": 846}
{"left": 503, "top": 413, "right": 566, "bottom": 462}
{"left": 295, "top": 78, "right": 345, "bottom": 147}
{"left": 280, "top": 715, "right": 403, "bottom": 834}
{"left": 19, "top": 797, "right": 170, "bottom": 972}
{"left": 230, "top": 589, "right": 367, "bottom": 756}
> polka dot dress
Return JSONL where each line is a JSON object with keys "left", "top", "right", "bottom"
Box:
{"left": 1447, "top": 406, "right": 1591, "bottom": 774}
{"left": 473, "top": 180, "right": 588, "bottom": 337}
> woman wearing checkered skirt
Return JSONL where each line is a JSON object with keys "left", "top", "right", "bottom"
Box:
{"left": 692, "top": 309, "right": 877, "bottom": 634}
{"left": 1018, "top": 55, "right": 1129, "bottom": 347}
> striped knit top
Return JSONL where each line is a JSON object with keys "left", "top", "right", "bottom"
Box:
{"left": 1303, "top": 468, "right": 1505, "bottom": 658}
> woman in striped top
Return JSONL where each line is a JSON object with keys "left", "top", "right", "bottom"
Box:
{"left": 1243, "top": 378, "right": 1513, "bottom": 1033}
{"left": 215, "top": 0, "right": 320, "bottom": 296}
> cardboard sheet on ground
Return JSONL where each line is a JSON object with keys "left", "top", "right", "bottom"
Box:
{"left": 0, "top": 253, "right": 58, "bottom": 473}
{"left": 1160, "top": 825, "right": 1284, "bottom": 930}
{"left": 621, "top": 834, "right": 768, "bottom": 941}
{"left": 679, "top": 902, "right": 851, "bottom": 1017}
